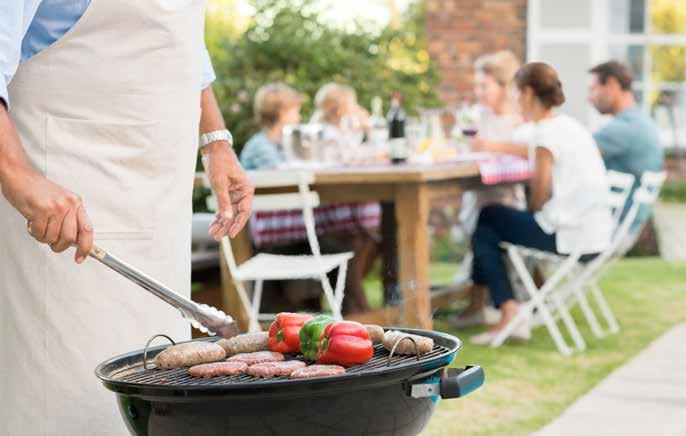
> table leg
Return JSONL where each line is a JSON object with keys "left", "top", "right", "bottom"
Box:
{"left": 381, "top": 202, "right": 399, "bottom": 303}
{"left": 395, "top": 183, "right": 432, "bottom": 329}
{"left": 219, "top": 228, "right": 252, "bottom": 332}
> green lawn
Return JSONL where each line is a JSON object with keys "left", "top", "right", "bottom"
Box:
{"left": 368, "top": 258, "right": 686, "bottom": 436}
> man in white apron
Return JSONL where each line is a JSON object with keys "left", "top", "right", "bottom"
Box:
{"left": 0, "top": 1, "right": 253, "bottom": 435}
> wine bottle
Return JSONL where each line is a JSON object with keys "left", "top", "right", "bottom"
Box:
{"left": 387, "top": 92, "right": 407, "bottom": 164}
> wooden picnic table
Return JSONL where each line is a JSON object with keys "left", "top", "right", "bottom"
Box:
{"left": 219, "top": 162, "right": 490, "bottom": 332}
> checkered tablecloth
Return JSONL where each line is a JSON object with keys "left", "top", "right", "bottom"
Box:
{"left": 249, "top": 155, "right": 530, "bottom": 248}
{"left": 250, "top": 202, "right": 381, "bottom": 248}
{"left": 477, "top": 154, "right": 532, "bottom": 185}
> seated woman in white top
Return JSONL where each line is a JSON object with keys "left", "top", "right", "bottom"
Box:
{"left": 470, "top": 62, "right": 613, "bottom": 345}
{"left": 452, "top": 51, "right": 529, "bottom": 327}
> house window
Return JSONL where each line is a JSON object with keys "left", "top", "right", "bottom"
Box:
{"left": 529, "top": 0, "right": 686, "bottom": 148}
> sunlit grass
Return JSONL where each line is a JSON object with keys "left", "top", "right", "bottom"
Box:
{"left": 421, "top": 258, "right": 686, "bottom": 436}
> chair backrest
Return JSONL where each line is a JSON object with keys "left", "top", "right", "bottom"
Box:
{"left": 201, "top": 170, "right": 326, "bottom": 276}
{"left": 606, "top": 170, "right": 636, "bottom": 231}
{"left": 636, "top": 171, "right": 667, "bottom": 204}
{"left": 609, "top": 170, "right": 666, "bottom": 258}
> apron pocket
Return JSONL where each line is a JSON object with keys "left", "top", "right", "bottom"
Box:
{"left": 45, "top": 115, "right": 177, "bottom": 241}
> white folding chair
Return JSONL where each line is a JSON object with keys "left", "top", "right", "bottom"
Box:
{"left": 559, "top": 170, "right": 666, "bottom": 337}
{"left": 492, "top": 170, "right": 643, "bottom": 355}
{"left": 203, "top": 170, "right": 353, "bottom": 332}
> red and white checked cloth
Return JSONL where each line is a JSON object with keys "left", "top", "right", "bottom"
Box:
{"left": 249, "top": 155, "right": 529, "bottom": 248}
{"left": 249, "top": 202, "right": 381, "bottom": 248}
{"left": 477, "top": 154, "right": 531, "bottom": 185}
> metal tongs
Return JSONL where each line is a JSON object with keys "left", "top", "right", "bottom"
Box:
{"left": 89, "top": 244, "right": 239, "bottom": 339}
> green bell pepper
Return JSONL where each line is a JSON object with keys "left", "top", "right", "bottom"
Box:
{"left": 299, "top": 315, "right": 335, "bottom": 360}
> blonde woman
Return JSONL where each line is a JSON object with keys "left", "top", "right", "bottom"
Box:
{"left": 452, "top": 50, "right": 532, "bottom": 327}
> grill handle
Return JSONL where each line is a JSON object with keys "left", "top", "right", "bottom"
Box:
{"left": 440, "top": 366, "right": 484, "bottom": 399}
{"left": 88, "top": 244, "right": 239, "bottom": 339}
{"left": 409, "top": 365, "right": 484, "bottom": 400}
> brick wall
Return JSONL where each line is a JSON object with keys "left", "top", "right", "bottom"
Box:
{"left": 666, "top": 152, "right": 686, "bottom": 181}
{"left": 426, "top": 0, "right": 528, "bottom": 107}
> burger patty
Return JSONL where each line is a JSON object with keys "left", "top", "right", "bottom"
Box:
{"left": 247, "top": 360, "right": 307, "bottom": 378}
{"left": 290, "top": 364, "right": 346, "bottom": 379}
{"left": 188, "top": 361, "right": 248, "bottom": 378}
{"left": 227, "top": 351, "right": 285, "bottom": 365}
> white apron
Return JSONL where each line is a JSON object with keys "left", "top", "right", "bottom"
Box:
{"left": 0, "top": 0, "right": 205, "bottom": 434}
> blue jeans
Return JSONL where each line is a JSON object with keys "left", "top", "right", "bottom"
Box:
{"left": 471, "top": 205, "right": 557, "bottom": 308}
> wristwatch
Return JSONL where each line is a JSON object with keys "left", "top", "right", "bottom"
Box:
{"left": 200, "top": 129, "right": 233, "bottom": 148}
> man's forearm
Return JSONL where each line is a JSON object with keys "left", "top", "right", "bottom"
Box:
{"left": 0, "top": 106, "right": 33, "bottom": 187}
{"left": 199, "top": 86, "right": 234, "bottom": 156}
{"left": 200, "top": 87, "right": 226, "bottom": 134}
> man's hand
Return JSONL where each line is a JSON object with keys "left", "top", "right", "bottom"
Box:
{"left": 201, "top": 141, "right": 254, "bottom": 240}
{"left": 0, "top": 105, "right": 93, "bottom": 263}
{"left": 1, "top": 168, "right": 93, "bottom": 263}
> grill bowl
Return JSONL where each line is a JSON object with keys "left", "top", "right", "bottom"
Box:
{"left": 96, "top": 328, "right": 470, "bottom": 436}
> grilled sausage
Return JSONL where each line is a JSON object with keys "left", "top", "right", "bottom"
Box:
{"left": 365, "top": 325, "right": 385, "bottom": 345}
{"left": 290, "top": 364, "right": 346, "bottom": 379}
{"left": 216, "top": 332, "right": 269, "bottom": 357}
{"left": 247, "top": 360, "right": 307, "bottom": 378}
{"left": 154, "top": 342, "right": 226, "bottom": 369}
{"left": 188, "top": 361, "right": 248, "bottom": 378}
{"left": 382, "top": 331, "right": 434, "bottom": 356}
{"left": 227, "top": 351, "right": 285, "bottom": 365}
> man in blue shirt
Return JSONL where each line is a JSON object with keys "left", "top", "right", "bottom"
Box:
{"left": 588, "top": 61, "right": 664, "bottom": 226}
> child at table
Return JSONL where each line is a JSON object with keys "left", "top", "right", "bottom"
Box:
{"left": 310, "top": 82, "right": 371, "bottom": 163}
{"left": 239, "top": 82, "right": 375, "bottom": 314}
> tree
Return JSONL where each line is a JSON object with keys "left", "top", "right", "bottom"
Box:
{"left": 205, "top": 0, "right": 442, "bottom": 151}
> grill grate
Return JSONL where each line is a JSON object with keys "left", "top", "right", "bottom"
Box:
{"left": 113, "top": 343, "right": 450, "bottom": 387}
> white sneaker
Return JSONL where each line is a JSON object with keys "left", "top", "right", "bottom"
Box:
{"left": 469, "top": 315, "right": 531, "bottom": 346}
{"left": 512, "top": 316, "right": 532, "bottom": 341}
{"left": 449, "top": 309, "right": 486, "bottom": 328}
{"left": 469, "top": 330, "right": 497, "bottom": 346}
{"left": 449, "top": 306, "right": 501, "bottom": 328}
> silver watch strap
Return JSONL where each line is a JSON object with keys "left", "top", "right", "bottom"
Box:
{"left": 200, "top": 129, "right": 233, "bottom": 148}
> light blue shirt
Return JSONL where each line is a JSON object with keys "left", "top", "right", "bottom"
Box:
{"left": 0, "top": 0, "right": 216, "bottom": 108}
{"left": 593, "top": 106, "right": 664, "bottom": 226}
{"left": 239, "top": 132, "right": 286, "bottom": 170}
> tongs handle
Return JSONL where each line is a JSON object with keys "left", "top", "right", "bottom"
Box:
{"left": 88, "top": 244, "right": 239, "bottom": 338}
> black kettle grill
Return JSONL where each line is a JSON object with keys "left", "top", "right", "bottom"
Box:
{"left": 95, "top": 328, "right": 483, "bottom": 436}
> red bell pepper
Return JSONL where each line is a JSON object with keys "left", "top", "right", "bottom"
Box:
{"left": 317, "top": 321, "right": 374, "bottom": 367}
{"left": 268, "top": 312, "right": 313, "bottom": 354}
